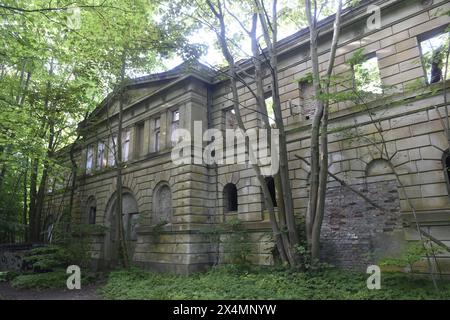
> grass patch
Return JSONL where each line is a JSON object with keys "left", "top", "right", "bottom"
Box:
{"left": 11, "top": 269, "right": 100, "bottom": 289}
{"left": 98, "top": 266, "right": 450, "bottom": 300}
{"left": 11, "top": 270, "right": 68, "bottom": 289}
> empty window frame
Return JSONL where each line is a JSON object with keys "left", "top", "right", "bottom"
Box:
{"left": 88, "top": 205, "right": 96, "bottom": 225}
{"left": 135, "top": 122, "right": 145, "bottom": 157}
{"left": 108, "top": 135, "right": 117, "bottom": 166}
{"left": 265, "top": 176, "right": 277, "bottom": 207}
{"left": 86, "top": 145, "right": 94, "bottom": 173}
{"left": 154, "top": 117, "right": 161, "bottom": 152}
{"left": 265, "top": 95, "right": 275, "bottom": 126}
{"left": 353, "top": 55, "right": 382, "bottom": 94}
{"left": 442, "top": 150, "right": 450, "bottom": 196}
{"left": 122, "top": 129, "right": 131, "bottom": 161}
{"left": 224, "top": 108, "right": 237, "bottom": 130}
{"left": 97, "top": 141, "right": 106, "bottom": 169}
{"left": 419, "top": 32, "right": 449, "bottom": 84}
{"left": 299, "top": 81, "right": 315, "bottom": 120}
{"left": 223, "top": 183, "right": 238, "bottom": 213}
{"left": 171, "top": 109, "right": 180, "bottom": 146}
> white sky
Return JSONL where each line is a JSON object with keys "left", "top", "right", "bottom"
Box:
{"left": 156, "top": 0, "right": 316, "bottom": 72}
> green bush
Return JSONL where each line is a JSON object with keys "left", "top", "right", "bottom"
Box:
{"left": 24, "top": 223, "right": 106, "bottom": 272}
{"left": 11, "top": 269, "right": 69, "bottom": 289}
{"left": 11, "top": 269, "right": 100, "bottom": 289}
{"left": 0, "top": 271, "right": 21, "bottom": 282}
{"left": 98, "top": 266, "right": 450, "bottom": 300}
{"left": 380, "top": 241, "right": 445, "bottom": 271}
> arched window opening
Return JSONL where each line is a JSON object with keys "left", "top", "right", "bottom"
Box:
{"left": 87, "top": 197, "right": 97, "bottom": 225}
{"left": 223, "top": 183, "right": 238, "bottom": 213}
{"left": 265, "top": 177, "right": 277, "bottom": 207}
{"left": 153, "top": 183, "right": 172, "bottom": 224}
{"left": 89, "top": 206, "right": 97, "bottom": 225}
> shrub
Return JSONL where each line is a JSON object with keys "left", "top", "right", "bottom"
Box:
{"left": 11, "top": 269, "right": 101, "bottom": 289}
{"left": 11, "top": 269, "right": 69, "bottom": 289}
{"left": 98, "top": 266, "right": 450, "bottom": 300}
{"left": 24, "top": 223, "right": 106, "bottom": 272}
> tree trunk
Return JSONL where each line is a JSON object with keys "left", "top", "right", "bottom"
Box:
{"left": 28, "top": 158, "right": 39, "bottom": 241}
{"left": 22, "top": 158, "right": 28, "bottom": 242}
{"left": 305, "top": 0, "right": 342, "bottom": 263}
{"left": 116, "top": 51, "right": 129, "bottom": 268}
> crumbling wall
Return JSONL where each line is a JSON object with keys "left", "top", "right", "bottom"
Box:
{"left": 321, "top": 179, "right": 406, "bottom": 270}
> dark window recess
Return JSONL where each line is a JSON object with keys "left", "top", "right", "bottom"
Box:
{"left": 443, "top": 151, "right": 450, "bottom": 196}
{"left": 223, "top": 183, "right": 238, "bottom": 213}
{"left": 265, "top": 177, "right": 277, "bottom": 207}
{"left": 88, "top": 206, "right": 96, "bottom": 224}
{"left": 135, "top": 122, "right": 145, "bottom": 157}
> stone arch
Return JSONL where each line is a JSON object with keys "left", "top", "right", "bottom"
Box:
{"left": 320, "top": 157, "right": 403, "bottom": 269}
{"left": 218, "top": 171, "right": 241, "bottom": 213}
{"left": 103, "top": 188, "right": 140, "bottom": 264}
{"left": 365, "top": 158, "right": 395, "bottom": 182}
{"left": 152, "top": 181, "right": 172, "bottom": 224}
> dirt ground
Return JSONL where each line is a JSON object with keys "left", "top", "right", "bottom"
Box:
{"left": 0, "top": 282, "right": 103, "bottom": 300}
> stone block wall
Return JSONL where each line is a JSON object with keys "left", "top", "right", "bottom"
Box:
{"left": 43, "top": 0, "right": 450, "bottom": 273}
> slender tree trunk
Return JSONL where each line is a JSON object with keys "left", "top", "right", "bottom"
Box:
{"left": 30, "top": 59, "right": 54, "bottom": 242}
{"left": 68, "top": 137, "right": 79, "bottom": 223}
{"left": 305, "top": 0, "right": 342, "bottom": 262}
{"left": 28, "top": 157, "right": 39, "bottom": 241}
{"left": 256, "top": 0, "right": 299, "bottom": 262}
{"left": 116, "top": 51, "right": 129, "bottom": 268}
{"left": 22, "top": 158, "right": 28, "bottom": 242}
{"left": 34, "top": 124, "right": 55, "bottom": 242}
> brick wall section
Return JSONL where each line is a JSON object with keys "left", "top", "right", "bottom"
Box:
{"left": 321, "top": 179, "right": 402, "bottom": 270}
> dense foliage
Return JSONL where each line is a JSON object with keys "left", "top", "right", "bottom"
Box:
{"left": 99, "top": 266, "right": 450, "bottom": 300}
{"left": 0, "top": 0, "right": 199, "bottom": 242}
{"left": 10, "top": 268, "right": 100, "bottom": 289}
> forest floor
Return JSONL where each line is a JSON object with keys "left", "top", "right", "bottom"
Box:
{"left": 2, "top": 266, "right": 450, "bottom": 300}
{"left": 0, "top": 282, "right": 102, "bottom": 300}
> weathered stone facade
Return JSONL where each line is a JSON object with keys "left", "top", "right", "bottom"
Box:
{"left": 44, "top": 0, "right": 450, "bottom": 273}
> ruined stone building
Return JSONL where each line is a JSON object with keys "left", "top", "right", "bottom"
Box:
{"left": 44, "top": 0, "right": 450, "bottom": 273}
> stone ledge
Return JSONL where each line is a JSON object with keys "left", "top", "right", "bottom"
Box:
{"left": 401, "top": 209, "right": 450, "bottom": 224}
{"left": 133, "top": 260, "right": 212, "bottom": 275}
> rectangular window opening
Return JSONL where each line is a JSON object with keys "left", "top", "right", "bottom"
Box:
{"left": 154, "top": 117, "right": 161, "bottom": 152}
{"left": 135, "top": 122, "right": 145, "bottom": 157}
{"left": 354, "top": 55, "right": 383, "bottom": 94}
{"left": 122, "top": 129, "right": 131, "bottom": 162}
{"left": 265, "top": 95, "right": 275, "bottom": 126}
{"left": 97, "top": 141, "right": 106, "bottom": 169}
{"left": 108, "top": 135, "right": 117, "bottom": 166}
{"left": 419, "top": 32, "right": 449, "bottom": 84}
{"left": 86, "top": 145, "right": 94, "bottom": 173}
{"left": 171, "top": 109, "right": 180, "bottom": 146}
